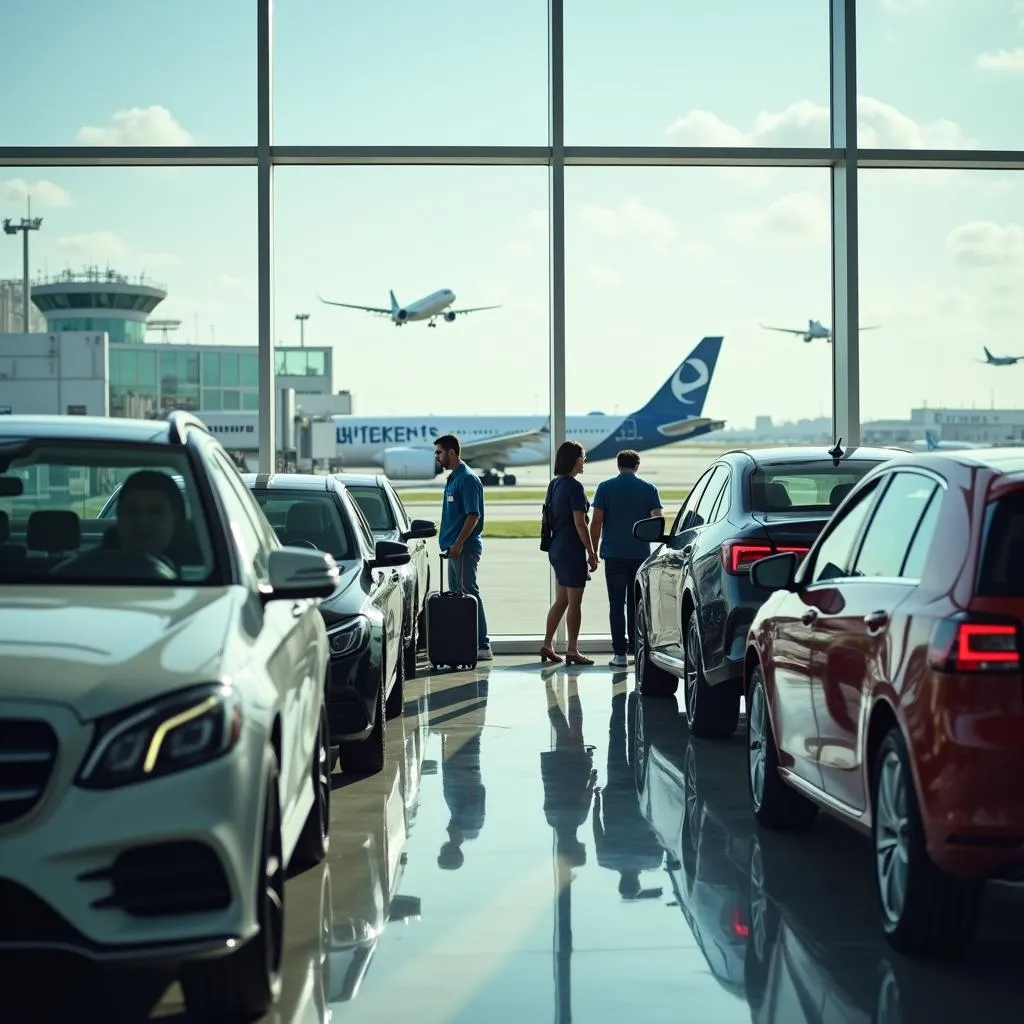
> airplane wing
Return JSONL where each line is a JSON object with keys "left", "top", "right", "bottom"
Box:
{"left": 318, "top": 294, "right": 392, "bottom": 316}
{"left": 460, "top": 428, "right": 545, "bottom": 463}
{"left": 656, "top": 417, "right": 726, "bottom": 439}
{"left": 759, "top": 322, "right": 805, "bottom": 335}
{"left": 448, "top": 304, "right": 502, "bottom": 317}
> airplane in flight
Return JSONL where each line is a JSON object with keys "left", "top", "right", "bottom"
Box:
{"left": 977, "top": 346, "right": 1024, "bottom": 366}
{"left": 908, "top": 429, "right": 983, "bottom": 452}
{"left": 318, "top": 288, "right": 501, "bottom": 328}
{"left": 760, "top": 318, "right": 881, "bottom": 343}
{"left": 332, "top": 335, "right": 726, "bottom": 485}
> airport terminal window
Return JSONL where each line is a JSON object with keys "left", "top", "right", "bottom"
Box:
{"left": 201, "top": 352, "right": 222, "bottom": 387}
{"left": 221, "top": 353, "right": 240, "bottom": 387}
{"left": 242, "top": 391, "right": 259, "bottom": 411}
{"left": 275, "top": 350, "right": 327, "bottom": 377}
{"left": 49, "top": 318, "right": 147, "bottom": 344}
{"left": 241, "top": 353, "right": 258, "bottom": 388}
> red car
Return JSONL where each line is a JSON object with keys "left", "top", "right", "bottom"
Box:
{"left": 742, "top": 448, "right": 1024, "bottom": 957}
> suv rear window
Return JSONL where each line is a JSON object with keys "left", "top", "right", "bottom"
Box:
{"left": 749, "top": 460, "right": 879, "bottom": 513}
{"left": 977, "top": 490, "right": 1024, "bottom": 596}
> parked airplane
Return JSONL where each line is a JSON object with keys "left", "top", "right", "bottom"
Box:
{"left": 332, "top": 336, "right": 726, "bottom": 485}
{"left": 978, "top": 346, "right": 1024, "bottom": 366}
{"left": 760, "top": 318, "right": 881, "bottom": 343}
{"left": 908, "top": 429, "right": 983, "bottom": 452}
{"left": 318, "top": 288, "right": 501, "bottom": 328}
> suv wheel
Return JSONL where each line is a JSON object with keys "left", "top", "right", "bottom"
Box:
{"left": 683, "top": 614, "right": 739, "bottom": 738}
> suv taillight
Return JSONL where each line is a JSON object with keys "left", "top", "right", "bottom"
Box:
{"left": 721, "top": 540, "right": 809, "bottom": 575}
{"left": 928, "top": 617, "right": 1021, "bottom": 673}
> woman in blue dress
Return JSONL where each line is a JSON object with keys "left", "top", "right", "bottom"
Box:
{"left": 539, "top": 440, "right": 599, "bottom": 665}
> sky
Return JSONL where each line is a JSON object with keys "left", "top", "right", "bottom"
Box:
{"left": 0, "top": 0, "right": 1022, "bottom": 429}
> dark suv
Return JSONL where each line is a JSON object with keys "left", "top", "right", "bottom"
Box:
{"left": 632, "top": 444, "right": 900, "bottom": 738}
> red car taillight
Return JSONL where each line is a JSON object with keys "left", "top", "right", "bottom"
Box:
{"left": 928, "top": 618, "right": 1022, "bottom": 673}
{"left": 721, "top": 540, "right": 810, "bottom": 575}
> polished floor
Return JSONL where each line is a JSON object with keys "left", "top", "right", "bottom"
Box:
{"left": 9, "top": 657, "right": 1024, "bottom": 1022}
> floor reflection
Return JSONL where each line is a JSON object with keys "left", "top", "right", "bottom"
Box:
{"left": 6, "top": 659, "right": 1024, "bottom": 1022}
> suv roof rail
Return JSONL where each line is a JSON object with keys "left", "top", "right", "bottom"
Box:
{"left": 167, "top": 410, "right": 211, "bottom": 446}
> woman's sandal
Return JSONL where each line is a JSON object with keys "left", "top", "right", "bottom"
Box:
{"left": 539, "top": 645, "right": 563, "bottom": 663}
{"left": 565, "top": 652, "right": 594, "bottom": 665}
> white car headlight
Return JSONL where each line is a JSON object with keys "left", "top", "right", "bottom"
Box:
{"left": 327, "top": 616, "right": 369, "bottom": 658}
{"left": 76, "top": 683, "right": 243, "bottom": 789}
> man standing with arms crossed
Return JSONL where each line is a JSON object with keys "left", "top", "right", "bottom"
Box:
{"left": 589, "top": 450, "right": 663, "bottom": 667}
{"left": 434, "top": 433, "right": 492, "bottom": 661}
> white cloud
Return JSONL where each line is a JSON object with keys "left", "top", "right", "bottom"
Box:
{"left": 0, "top": 178, "right": 72, "bottom": 208}
{"left": 54, "top": 231, "right": 177, "bottom": 269}
{"left": 576, "top": 197, "right": 677, "bottom": 243}
{"left": 945, "top": 221, "right": 1024, "bottom": 269}
{"left": 976, "top": 47, "right": 1024, "bottom": 71}
{"left": 665, "top": 95, "right": 973, "bottom": 150}
{"left": 725, "top": 191, "right": 830, "bottom": 247}
{"left": 75, "top": 106, "right": 193, "bottom": 146}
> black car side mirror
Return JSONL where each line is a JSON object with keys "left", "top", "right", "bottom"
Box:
{"left": 750, "top": 551, "right": 798, "bottom": 591}
{"left": 402, "top": 518, "right": 437, "bottom": 541}
{"left": 633, "top": 516, "right": 667, "bottom": 544}
{"left": 368, "top": 539, "right": 412, "bottom": 570}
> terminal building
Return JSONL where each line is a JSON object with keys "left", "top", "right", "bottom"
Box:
{"left": 0, "top": 267, "right": 351, "bottom": 467}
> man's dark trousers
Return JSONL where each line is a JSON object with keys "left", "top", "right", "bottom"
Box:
{"left": 604, "top": 558, "right": 646, "bottom": 656}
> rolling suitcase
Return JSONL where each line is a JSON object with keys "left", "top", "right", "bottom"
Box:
{"left": 426, "top": 552, "right": 478, "bottom": 671}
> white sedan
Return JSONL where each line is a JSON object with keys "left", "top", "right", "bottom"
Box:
{"left": 0, "top": 412, "right": 337, "bottom": 1021}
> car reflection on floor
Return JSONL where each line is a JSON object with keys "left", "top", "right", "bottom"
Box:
{"left": 629, "top": 692, "right": 1024, "bottom": 1023}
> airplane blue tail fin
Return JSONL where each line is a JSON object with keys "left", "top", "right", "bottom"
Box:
{"left": 925, "top": 430, "right": 939, "bottom": 450}
{"left": 984, "top": 346, "right": 994, "bottom": 361}
{"left": 630, "top": 336, "right": 723, "bottom": 422}
{"left": 389, "top": 290, "right": 400, "bottom": 313}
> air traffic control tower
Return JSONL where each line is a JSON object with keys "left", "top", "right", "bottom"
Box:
{"left": 31, "top": 267, "right": 167, "bottom": 344}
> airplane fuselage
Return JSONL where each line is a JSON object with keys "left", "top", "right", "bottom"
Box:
{"left": 333, "top": 413, "right": 718, "bottom": 476}
{"left": 393, "top": 289, "right": 455, "bottom": 325}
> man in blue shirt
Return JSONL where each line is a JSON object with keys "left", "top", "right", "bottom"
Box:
{"left": 435, "top": 433, "right": 491, "bottom": 659}
{"left": 589, "top": 450, "right": 663, "bottom": 667}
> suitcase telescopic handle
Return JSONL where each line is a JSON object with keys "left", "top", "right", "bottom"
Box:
{"left": 439, "top": 550, "right": 465, "bottom": 594}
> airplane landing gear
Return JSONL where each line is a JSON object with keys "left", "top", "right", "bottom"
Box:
{"left": 428, "top": 319, "right": 437, "bottom": 328}
{"left": 480, "top": 469, "right": 517, "bottom": 487}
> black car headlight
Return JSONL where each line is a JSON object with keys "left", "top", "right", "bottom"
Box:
{"left": 327, "top": 616, "right": 369, "bottom": 658}
{"left": 77, "top": 683, "right": 243, "bottom": 789}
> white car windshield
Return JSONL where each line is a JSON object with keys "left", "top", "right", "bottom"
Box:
{"left": 0, "top": 441, "right": 216, "bottom": 585}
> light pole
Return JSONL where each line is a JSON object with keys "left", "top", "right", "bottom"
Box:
{"left": 295, "top": 312, "right": 309, "bottom": 348}
{"left": 3, "top": 199, "right": 43, "bottom": 332}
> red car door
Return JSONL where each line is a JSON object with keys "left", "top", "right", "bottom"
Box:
{"left": 811, "top": 471, "right": 944, "bottom": 812}
{"left": 779, "top": 479, "right": 885, "bottom": 793}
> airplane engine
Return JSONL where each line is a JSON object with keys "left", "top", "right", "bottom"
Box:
{"left": 382, "top": 447, "right": 441, "bottom": 480}
{"left": 444, "top": 311, "right": 456, "bottom": 322}
{"left": 396, "top": 308, "right": 408, "bottom": 321}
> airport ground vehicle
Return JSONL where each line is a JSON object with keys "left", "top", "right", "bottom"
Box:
{"left": 334, "top": 472, "right": 436, "bottom": 676}
{"left": 744, "top": 448, "right": 1024, "bottom": 956}
{"left": 0, "top": 412, "right": 337, "bottom": 1021}
{"left": 242, "top": 473, "right": 410, "bottom": 775}
{"left": 632, "top": 444, "right": 898, "bottom": 737}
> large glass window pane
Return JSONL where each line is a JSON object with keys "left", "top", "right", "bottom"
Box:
{"left": 565, "top": 166, "right": 832, "bottom": 556}
{"left": 201, "top": 353, "right": 222, "bottom": 387}
{"left": 222, "top": 390, "right": 241, "bottom": 411}
{"left": 221, "top": 352, "right": 240, "bottom": 387}
{"left": 242, "top": 391, "right": 259, "bottom": 411}
{"left": 274, "top": 166, "right": 549, "bottom": 636}
{"left": 0, "top": 1, "right": 254, "bottom": 146}
{"left": 201, "top": 389, "right": 222, "bottom": 411}
{"left": 241, "top": 353, "right": 258, "bottom": 388}
{"left": 858, "top": 170, "right": 1024, "bottom": 445}
{"left": 273, "top": 1, "right": 546, "bottom": 145}
{"left": 565, "top": 1, "right": 829, "bottom": 145}
{"left": 136, "top": 350, "right": 157, "bottom": 391}
{"left": 857, "top": 0, "right": 1022, "bottom": 150}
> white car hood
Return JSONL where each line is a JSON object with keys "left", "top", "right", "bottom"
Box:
{"left": 0, "top": 585, "right": 241, "bottom": 721}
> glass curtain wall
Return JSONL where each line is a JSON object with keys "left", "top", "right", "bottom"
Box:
{"left": 3, "top": 0, "right": 1020, "bottom": 642}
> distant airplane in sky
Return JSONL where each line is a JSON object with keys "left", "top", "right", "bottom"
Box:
{"left": 977, "top": 346, "right": 1024, "bottom": 366}
{"left": 332, "top": 335, "right": 726, "bottom": 485}
{"left": 760, "top": 318, "right": 881, "bottom": 343}
{"left": 318, "top": 288, "right": 501, "bottom": 328}
{"left": 908, "top": 430, "right": 983, "bottom": 452}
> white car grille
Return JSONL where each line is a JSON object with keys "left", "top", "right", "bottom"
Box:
{"left": 0, "top": 719, "right": 59, "bottom": 826}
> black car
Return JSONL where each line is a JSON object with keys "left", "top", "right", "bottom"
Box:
{"left": 242, "top": 472, "right": 409, "bottom": 775}
{"left": 335, "top": 473, "right": 436, "bottom": 677}
{"left": 631, "top": 443, "right": 901, "bottom": 739}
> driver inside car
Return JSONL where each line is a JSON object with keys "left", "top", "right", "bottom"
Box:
{"left": 115, "top": 470, "right": 185, "bottom": 559}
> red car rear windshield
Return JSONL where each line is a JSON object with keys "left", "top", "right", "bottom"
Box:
{"left": 977, "top": 491, "right": 1024, "bottom": 596}
{"left": 749, "top": 460, "right": 878, "bottom": 513}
